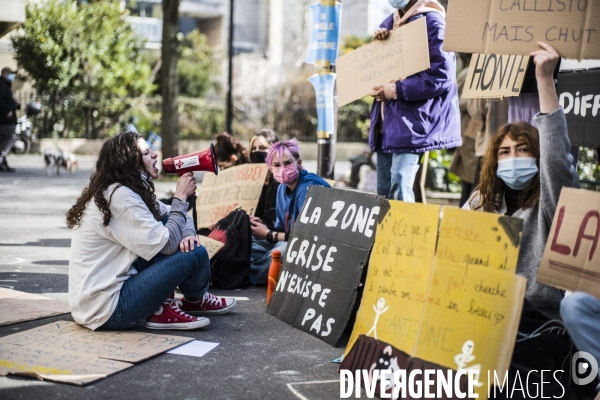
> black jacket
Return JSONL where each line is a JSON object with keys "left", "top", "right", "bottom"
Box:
{"left": 0, "top": 77, "right": 17, "bottom": 125}
{"left": 254, "top": 174, "right": 279, "bottom": 230}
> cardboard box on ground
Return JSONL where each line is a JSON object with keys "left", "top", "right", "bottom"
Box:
{"left": 538, "top": 188, "right": 600, "bottom": 297}
{"left": 557, "top": 68, "right": 600, "bottom": 147}
{"left": 195, "top": 163, "right": 269, "bottom": 229}
{"left": 0, "top": 288, "right": 70, "bottom": 327}
{"left": 335, "top": 17, "right": 430, "bottom": 107}
{"left": 444, "top": 0, "right": 600, "bottom": 60}
{"left": 0, "top": 321, "right": 193, "bottom": 385}
{"left": 340, "top": 203, "right": 526, "bottom": 399}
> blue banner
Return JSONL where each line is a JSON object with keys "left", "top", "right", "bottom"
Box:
{"left": 308, "top": 72, "right": 336, "bottom": 138}
{"left": 305, "top": 2, "right": 342, "bottom": 66}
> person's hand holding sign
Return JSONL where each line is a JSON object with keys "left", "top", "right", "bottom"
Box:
{"left": 371, "top": 85, "right": 386, "bottom": 102}
{"left": 372, "top": 28, "right": 390, "bottom": 41}
{"left": 529, "top": 41, "right": 560, "bottom": 114}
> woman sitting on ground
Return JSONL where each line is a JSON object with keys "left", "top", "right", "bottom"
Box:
{"left": 464, "top": 42, "right": 580, "bottom": 318}
{"left": 249, "top": 139, "right": 331, "bottom": 285}
{"left": 67, "top": 132, "right": 236, "bottom": 331}
{"left": 214, "top": 132, "right": 249, "bottom": 170}
{"left": 250, "top": 129, "right": 280, "bottom": 230}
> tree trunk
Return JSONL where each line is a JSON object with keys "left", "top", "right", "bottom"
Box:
{"left": 161, "top": 0, "right": 181, "bottom": 158}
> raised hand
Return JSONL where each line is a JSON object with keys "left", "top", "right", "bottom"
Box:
{"left": 530, "top": 41, "right": 560, "bottom": 114}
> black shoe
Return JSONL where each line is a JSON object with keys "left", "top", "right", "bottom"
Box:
{"left": 0, "top": 162, "right": 15, "bottom": 172}
{"left": 0, "top": 159, "right": 14, "bottom": 172}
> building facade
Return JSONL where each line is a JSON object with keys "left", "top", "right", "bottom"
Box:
{"left": 125, "top": 0, "right": 393, "bottom": 95}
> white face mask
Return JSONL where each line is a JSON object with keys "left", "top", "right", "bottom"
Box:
{"left": 388, "top": 0, "right": 410, "bottom": 9}
{"left": 497, "top": 157, "right": 538, "bottom": 190}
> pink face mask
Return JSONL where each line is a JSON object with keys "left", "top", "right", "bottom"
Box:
{"left": 273, "top": 162, "right": 299, "bottom": 184}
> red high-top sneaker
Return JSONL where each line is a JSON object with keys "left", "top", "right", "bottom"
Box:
{"left": 179, "top": 292, "right": 237, "bottom": 316}
{"left": 145, "top": 297, "right": 210, "bottom": 330}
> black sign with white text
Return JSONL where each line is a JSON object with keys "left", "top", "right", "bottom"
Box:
{"left": 558, "top": 68, "right": 600, "bottom": 147}
{"left": 267, "top": 187, "right": 389, "bottom": 346}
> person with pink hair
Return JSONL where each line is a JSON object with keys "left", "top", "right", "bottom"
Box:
{"left": 249, "top": 139, "right": 330, "bottom": 285}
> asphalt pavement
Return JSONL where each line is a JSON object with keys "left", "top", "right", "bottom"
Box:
{"left": 0, "top": 154, "right": 362, "bottom": 400}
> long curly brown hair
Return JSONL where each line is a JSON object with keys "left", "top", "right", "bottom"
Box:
{"left": 66, "top": 132, "right": 161, "bottom": 228}
{"left": 471, "top": 122, "right": 540, "bottom": 212}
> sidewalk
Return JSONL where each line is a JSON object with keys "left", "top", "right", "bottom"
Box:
{"left": 0, "top": 154, "right": 355, "bottom": 400}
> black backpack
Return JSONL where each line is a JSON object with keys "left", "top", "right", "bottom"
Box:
{"left": 207, "top": 210, "right": 252, "bottom": 289}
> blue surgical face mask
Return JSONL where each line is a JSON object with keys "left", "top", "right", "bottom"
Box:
{"left": 7, "top": 74, "right": 15, "bottom": 82}
{"left": 497, "top": 157, "right": 538, "bottom": 190}
{"left": 388, "top": 0, "right": 410, "bottom": 10}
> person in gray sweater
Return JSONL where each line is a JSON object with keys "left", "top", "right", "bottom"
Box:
{"left": 67, "top": 132, "right": 236, "bottom": 331}
{"left": 463, "top": 42, "right": 579, "bottom": 318}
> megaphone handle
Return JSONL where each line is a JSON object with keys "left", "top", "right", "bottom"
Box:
{"left": 191, "top": 194, "right": 198, "bottom": 233}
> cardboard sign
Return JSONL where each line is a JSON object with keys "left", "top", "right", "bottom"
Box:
{"left": 538, "top": 188, "right": 600, "bottom": 297}
{"left": 195, "top": 163, "right": 269, "bottom": 229}
{"left": 267, "top": 187, "right": 389, "bottom": 346}
{"left": 462, "top": 53, "right": 529, "bottom": 99}
{"left": 342, "top": 203, "right": 526, "bottom": 399}
{"left": 0, "top": 288, "right": 70, "bottom": 326}
{"left": 336, "top": 17, "right": 430, "bottom": 107}
{"left": 557, "top": 68, "right": 600, "bottom": 146}
{"left": 444, "top": 0, "right": 600, "bottom": 60}
{"left": 0, "top": 321, "right": 193, "bottom": 385}
{"left": 197, "top": 235, "right": 224, "bottom": 259}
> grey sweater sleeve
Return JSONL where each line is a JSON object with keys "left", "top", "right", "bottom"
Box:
{"left": 535, "top": 108, "right": 581, "bottom": 226}
{"left": 183, "top": 213, "right": 196, "bottom": 238}
{"left": 159, "top": 198, "right": 190, "bottom": 255}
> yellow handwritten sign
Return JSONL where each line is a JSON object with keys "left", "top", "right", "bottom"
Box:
{"left": 195, "top": 163, "right": 269, "bottom": 228}
{"left": 437, "top": 207, "right": 522, "bottom": 274}
{"left": 347, "top": 201, "right": 440, "bottom": 356}
{"left": 344, "top": 203, "right": 526, "bottom": 399}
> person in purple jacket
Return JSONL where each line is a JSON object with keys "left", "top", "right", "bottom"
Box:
{"left": 370, "top": 0, "right": 461, "bottom": 201}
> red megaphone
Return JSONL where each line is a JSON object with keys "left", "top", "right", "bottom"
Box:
{"left": 162, "top": 144, "right": 219, "bottom": 176}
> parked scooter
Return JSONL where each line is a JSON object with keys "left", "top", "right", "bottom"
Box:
{"left": 12, "top": 101, "right": 41, "bottom": 154}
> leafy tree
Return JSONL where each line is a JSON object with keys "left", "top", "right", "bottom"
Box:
{"left": 178, "top": 30, "right": 220, "bottom": 98}
{"left": 154, "top": 30, "right": 221, "bottom": 98}
{"left": 161, "top": 0, "right": 180, "bottom": 160}
{"left": 11, "top": 0, "right": 153, "bottom": 138}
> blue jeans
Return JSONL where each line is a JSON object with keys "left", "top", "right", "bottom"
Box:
{"left": 100, "top": 245, "right": 211, "bottom": 330}
{"left": 250, "top": 238, "right": 288, "bottom": 286}
{"left": 376, "top": 149, "right": 393, "bottom": 197}
{"left": 376, "top": 150, "right": 420, "bottom": 201}
{"left": 560, "top": 292, "right": 600, "bottom": 384}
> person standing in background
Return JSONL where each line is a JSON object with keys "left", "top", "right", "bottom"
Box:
{"left": 469, "top": 98, "right": 510, "bottom": 189}
{"left": 449, "top": 67, "right": 478, "bottom": 207}
{"left": 0, "top": 67, "right": 19, "bottom": 172}
{"left": 369, "top": 0, "right": 461, "bottom": 201}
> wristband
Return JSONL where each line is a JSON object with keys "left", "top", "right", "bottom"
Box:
{"left": 266, "top": 230, "right": 274, "bottom": 243}
{"left": 284, "top": 232, "right": 290, "bottom": 241}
